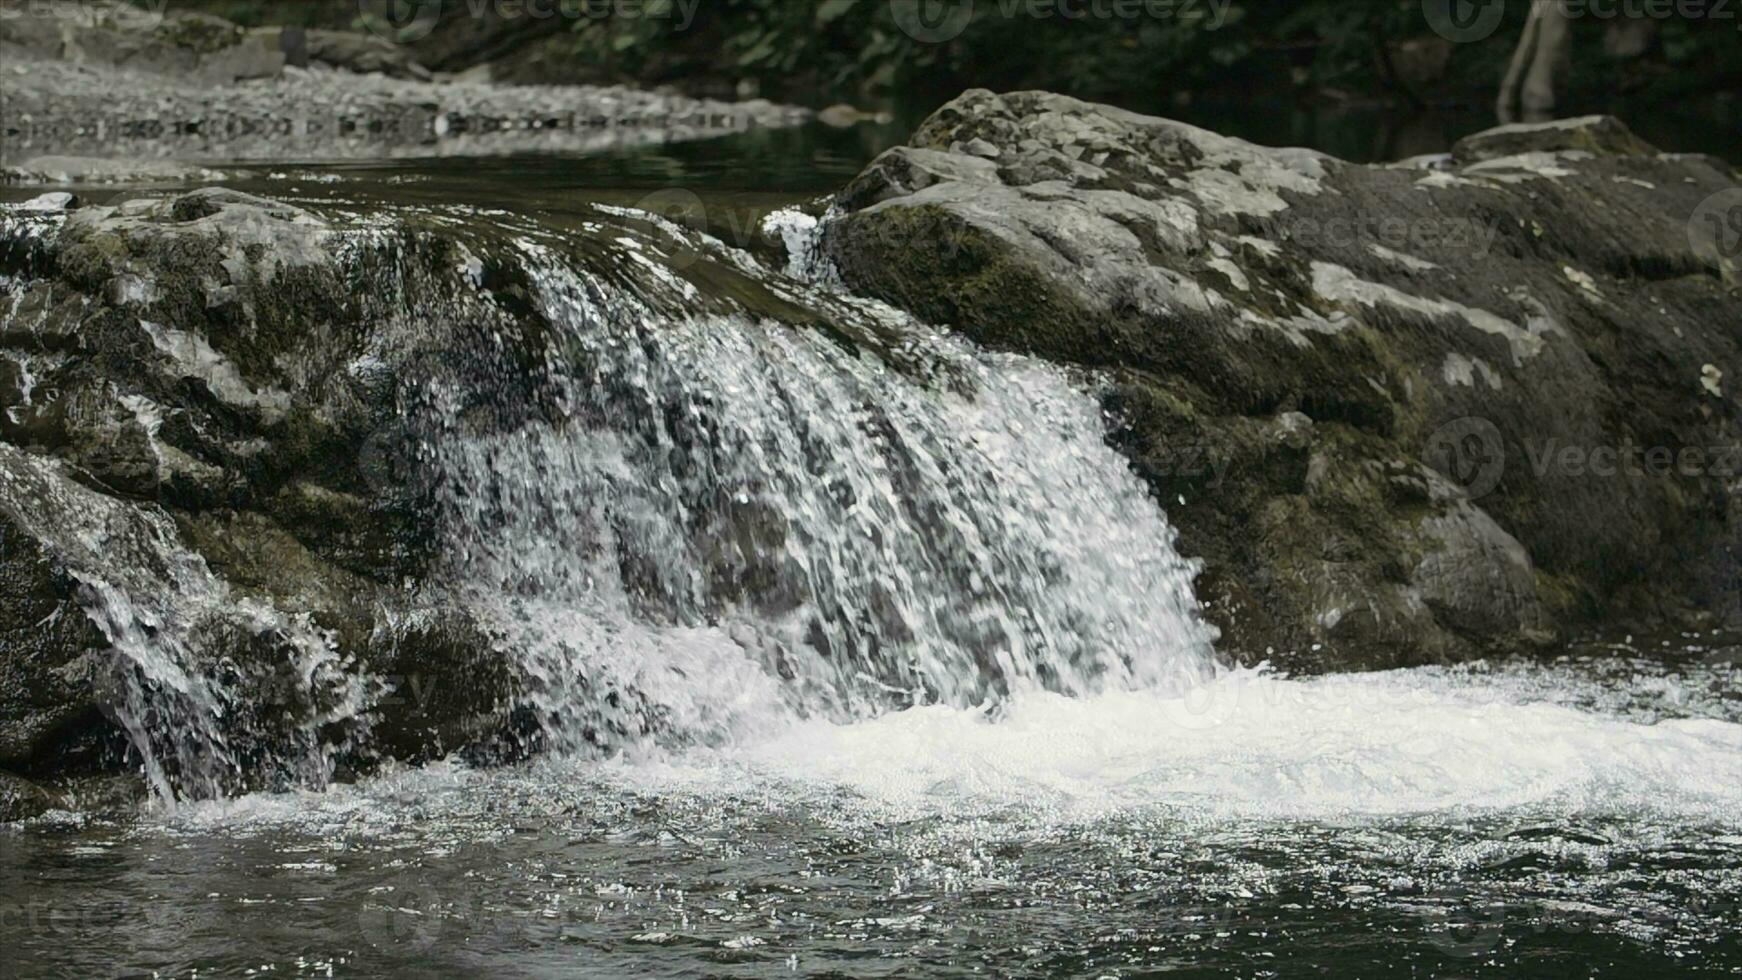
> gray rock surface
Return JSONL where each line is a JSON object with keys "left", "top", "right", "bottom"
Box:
{"left": 0, "top": 770, "right": 57, "bottom": 821}
{"left": 0, "top": 182, "right": 873, "bottom": 798}
{"left": 826, "top": 90, "right": 1742, "bottom": 670}
{"left": 0, "top": 189, "right": 541, "bottom": 792}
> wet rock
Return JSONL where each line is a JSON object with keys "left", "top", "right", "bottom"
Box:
{"left": 16, "top": 193, "right": 78, "bottom": 213}
{"left": 827, "top": 90, "right": 1742, "bottom": 670}
{"left": 0, "top": 486, "right": 107, "bottom": 772}
{"left": 303, "top": 30, "right": 432, "bottom": 81}
{"left": 364, "top": 611, "right": 522, "bottom": 765}
{"left": 0, "top": 771, "right": 57, "bottom": 821}
{"left": 1449, "top": 115, "right": 1659, "bottom": 165}
{"left": 0, "top": 185, "right": 779, "bottom": 799}
{"left": 0, "top": 188, "right": 546, "bottom": 795}
{"left": 818, "top": 104, "right": 894, "bottom": 129}
{"left": 195, "top": 31, "right": 286, "bottom": 84}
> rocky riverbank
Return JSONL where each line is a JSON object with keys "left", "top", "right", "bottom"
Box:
{"left": 2, "top": 86, "right": 1740, "bottom": 815}
{"left": 0, "top": 1, "right": 810, "bottom": 171}
{"left": 826, "top": 91, "right": 1742, "bottom": 670}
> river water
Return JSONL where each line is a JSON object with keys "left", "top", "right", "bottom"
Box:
{"left": 5, "top": 648, "right": 1741, "bottom": 977}
{"left": 3, "top": 121, "right": 1742, "bottom": 977}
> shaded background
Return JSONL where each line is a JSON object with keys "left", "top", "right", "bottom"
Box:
{"left": 180, "top": 0, "right": 1742, "bottom": 162}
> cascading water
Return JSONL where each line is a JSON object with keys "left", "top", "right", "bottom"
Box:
{"left": 0, "top": 444, "right": 374, "bottom": 800}
{"left": 422, "top": 228, "right": 1218, "bottom": 752}
{"left": 9, "top": 201, "right": 1217, "bottom": 797}
{"left": 8, "top": 182, "right": 1742, "bottom": 980}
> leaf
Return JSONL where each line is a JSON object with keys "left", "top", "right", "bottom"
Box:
{"left": 737, "top": 34, "right": 779, "bottom": 67}
{"left": 815, "top": 0, "right": 858, "bottom": 26}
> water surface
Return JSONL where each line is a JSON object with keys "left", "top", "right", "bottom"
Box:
{"left": 6, "top": 645, "right": 1741, "bottom": 977}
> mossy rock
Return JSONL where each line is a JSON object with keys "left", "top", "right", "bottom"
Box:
{"left": 827, "top": 92, "right": 1742, "bottom": 670}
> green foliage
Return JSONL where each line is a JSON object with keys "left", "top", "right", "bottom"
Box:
{"left": 557, "top": 0, "right": 1738, "bottom": 110}
{"left": 559, "top": 0, "right": 1423, "bottom": 105}
{"left": 159, "top": 1, "right": 1742, "bottom": 111}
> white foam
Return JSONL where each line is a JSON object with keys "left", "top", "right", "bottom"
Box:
{"left": 155, "top": 662, "right": 1742, "bottom": 850}
{"left": 635, "top": 666, "right": 1742, "bottom": 824}
{"left": 427, "top": 244, "right": 1217, "bottom": 747}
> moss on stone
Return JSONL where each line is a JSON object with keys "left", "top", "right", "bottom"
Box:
{"left": 153, "top": 13, "right": 243, "bottom": 54}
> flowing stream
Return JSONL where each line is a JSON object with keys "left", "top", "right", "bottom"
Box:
{"left": 2, "top": 137, "right": 1741, "bottom": 977}
{"left": 433, "top": 240, "right": 1216, "bottom": 753}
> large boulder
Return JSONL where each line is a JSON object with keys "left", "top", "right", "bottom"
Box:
{"left": 0, "top": 770, "right": 57, "bottom": 821}
{"left": 0, "top": 188, "right": 545, "bottom": 794}
{"left": 826, "top": 91, "right": 1742, "bottom": 671}
{"left": 292, "top": 29, "right": 431, "bottom": 81}
{"left": 0, "top": 180, "right": 881, "bottom": 798}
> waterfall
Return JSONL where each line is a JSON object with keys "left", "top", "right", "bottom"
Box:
{"left": 3, "top": 202, "right": 1217, "bottom": 797}
{"left": 422, "top": 232, "right": 1218, "bottom": 752}
{"left": 0, "top": 445, "right": 375, "bottom": 800}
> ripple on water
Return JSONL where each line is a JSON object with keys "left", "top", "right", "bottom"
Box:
{"left": 7, "top": 660, "right": 1737, "bottom": 976}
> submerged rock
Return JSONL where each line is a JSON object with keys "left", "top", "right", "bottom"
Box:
{"left": 0, "top": 770, "right": 57, "bottom": 821}
{"left": 826, "top": 91, "right": 1742, "bottom": 670}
